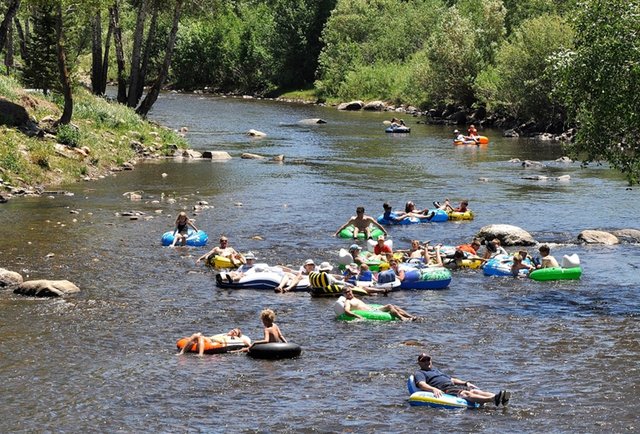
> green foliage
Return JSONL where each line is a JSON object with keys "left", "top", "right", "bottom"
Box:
{"left": 56, "top": 124, "right": 81, "bottom": 147}
{"left": 424, "top": 7, "right": 480, "bottom": 107}
{"left": 28, "top": 140, "right": 54, "bottom": 169}
{"left": 172, "top": 4, "right": 278, "bottom": 94}
{"left": 559, "top": 0, "right": 640, "bottom": 185}
{"left": 456, "top": 0, "right": 506, "bottom": 66}
{"left": 475, "top": 14, "right": 572, "bottom": 123}
{"left": 316, "top": 0, "right": 445, "bottom": 98}
{"left": 270, "top": 0, "right": 337, "bottom": 89}
{"left": 21, "top": 3, "right": 59, "bottom": 95}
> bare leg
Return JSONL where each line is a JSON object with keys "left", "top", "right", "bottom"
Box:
{"left": 178, "top": 333, "right": 200, "bottom": 354}
{"left": 353, "top": 227, "right": 360, "bottom": 239}
{"left": 459, "top": 389, "right": 496, "bottom": 404}
{"left": 197, "top": 335, "right": 206, "bottom": 357}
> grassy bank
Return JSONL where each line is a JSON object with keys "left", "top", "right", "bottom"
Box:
{"left": 0, "top": 75, "right": 188, "bottom": 191}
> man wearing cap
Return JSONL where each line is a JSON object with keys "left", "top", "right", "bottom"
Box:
{"left": 226, "top": 252, "right": 258, "bottom": 282}
{"left": 335, "top": 206, "right": 388, "bottom": 240}
{"left": 347, "top": 243, "right": 369, "bottom": 267}
{"left": 275, "top": 259, "right": 317, "bottom": 293}
{"left": 453, "top": 129, "right": 466, "bottom": 142}
{"left": 414, "top": 353, "right": 511, "bottom": 406}
{"left": 196, "top": 236, "right": 246, "bottom": 266}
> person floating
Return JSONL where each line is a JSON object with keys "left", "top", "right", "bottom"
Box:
{"left": 335, "top": 206, "right": 387, "bottom": 240}
{"left": 414, "top": 353, "right": 511, "bottom": 406}
{"left": 177, "top": 328, "right": 251, "bottom": 357}
{"left": 196, "top": 236, "right": 245, "bottom": 266}
{"left": 171, "top": 212, "right": 198, "bottom": 247}
{"left": 342, "top": 287, "right": 416, "bottom": 321}
{"left": 247, "top": 309, "right": 287, "bottom": 349}
{"left": 536, "top": 244, "right": 560, "bottom": 268}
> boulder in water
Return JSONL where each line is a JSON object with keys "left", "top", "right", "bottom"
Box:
{"left": 14, "top": 279, "right": 80, "bottom": 297}
{"left": 577, "top": 230, "right": 619, "bottom": 245}
{"left": 476, "top": 224, "right": 536, "bottom": 246}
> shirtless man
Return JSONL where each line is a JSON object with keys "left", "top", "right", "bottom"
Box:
{"left": 196, "top": 236, "right": 245, "bottom": 266}
{"left": 335, "top": 206, "right": 388, "bottom": 239}
{"left": 342, "top": 287, "right": 416, "bottom": 321}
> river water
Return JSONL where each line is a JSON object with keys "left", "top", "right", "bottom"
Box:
{"left": 1, "top": 93, "right": 638, "bottom": 433}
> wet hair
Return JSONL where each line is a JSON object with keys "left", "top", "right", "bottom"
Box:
{"left": 453, "top": 249, "right": 465, "bottom": 259}
{"left": 405, "top": 201, "right": 415, "bottom": 213}
{"left": 356, "top": 206, "right": 365, "bottom": 213}
{"left": 486, "top": 241, "right": 497, "bottom": 253}
{"left": 461, "top": 200, "right": 469, "bottom": 206}
{"left": 539, "top": 245, "right": 550, "bottom": 255}
{"left": 383, "top": 202, "right": 392, "bottom": 210}
{"left": 260, "top": 309, "right": 275, "bottom": 325}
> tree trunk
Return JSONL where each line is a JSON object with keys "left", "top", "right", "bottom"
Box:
{"left": 90, "top": 11, "right": 103, "bottom": 94}
{"left": 135, "top": 4, "right": 158, "bottom": 104}
{"left": 54, "top": 2, "right": 73, "bottom": 125}
{"left": 4, "top": 20, "right": 13, "bottom": 74}
{"left": 14, "top": 18, "right": 26, "bottom": 60}
{"left": 0, "top": 0, "right": 21, "bottom": 51}
{"left": 136, "top": 0, "right": 183, "bottom": 117}
{"left": 127, "top": 0, "right": 147, "bottom": 108}
{"left": 100, "top": 15, "right": 113, "bottom": 95}
{"left": 110, "top": 2, "right": 127, "bottom": 104}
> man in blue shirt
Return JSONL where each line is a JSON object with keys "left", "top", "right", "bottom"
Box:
{"left": 414, "top": 353, "right": 511, "bottom": 406}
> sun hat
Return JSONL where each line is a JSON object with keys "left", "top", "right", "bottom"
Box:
{"left": 348, "top": 244, "right": 361, "bottom": 252}
{"left": 346, "top": 263, "right": 359, "bottom": 273}
{"left": 318, "top": 261, "right": 333, "bottom": 272}
{"left": 304, "top": 259, "right": 315, "bottom": 266}
{"left": 244, "top": 252, "right": 255, "bottom": 260}
{"left": 379, "top": 262, "right": 391, "bottom": 271}
{"left": 377, "top": 235, "right": 385, "bottom": 241}
{"left": 454, "top": 129, "right": 460, "bottom": 134}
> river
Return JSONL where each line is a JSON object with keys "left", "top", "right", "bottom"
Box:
{"left": 1, "top": 92, "right": 638, "bottom": 433}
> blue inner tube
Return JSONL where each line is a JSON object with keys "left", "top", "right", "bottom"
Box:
{"left": 161, "top": 229, "right": 208, "bottom": 247}
{"left": 377, "top": 209, "right": 448, "bottom": 225}
{"left": 385, "top": 126, "right": 411, "bottom": 133}
{"left": 247, "top": 342, "right": 302, "bottom": 360}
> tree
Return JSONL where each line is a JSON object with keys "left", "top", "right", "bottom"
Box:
{"left": 136, "top": 0, "right": 183, "bottom": 117}
{"left": 558, "top": 0, "right": 640, "bottom": 184}
{"left": 54, "top": 1, "right": 73, "bottom": 125}
{"left": 475, "top": 14, "right": 573, "bottom": 127}
{"left": 0, "top": 0, "right": 21, "bottom": 52}
{"left": 22, "top": 3, "right": 59, "bottom": 94}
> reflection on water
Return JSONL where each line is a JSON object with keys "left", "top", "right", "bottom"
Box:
{"left": 1, "top": 93, "right": 639, "bottom": 432}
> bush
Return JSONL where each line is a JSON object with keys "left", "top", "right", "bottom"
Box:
{"left": 57, "top": 124, "right": 81, "bottom": 147}
{"left": 476, "top": 14, "right": 573, "bottom": 122}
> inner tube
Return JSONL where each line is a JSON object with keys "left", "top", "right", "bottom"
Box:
{"left": 529, "top": 267, "right": 582, "bottom": 281}
{"left": 247, "top": 342, "right": 302, "bottom": 360}
{"left": 161, "top": 229, "right": 208, "bottom": 247}
{"left": 208, "top": 255, "right": 238, "bottom": 269}
{"left": 447, "top": 210, "right": 474, "bottom": 221}
{"left": 385, "top": 126, "right": 411, "bottom": 133}
{"left": 338, "top": 225, "right": 384, "bottom": 240}
{"left": 333, "top": 296, "right": 397, "bottom": 321}
{"left": 407, "top": 376, "right": 479, "bottom": 409}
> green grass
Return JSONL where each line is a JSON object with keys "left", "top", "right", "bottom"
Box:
{"left": 0, "top": 75, "right": 188, "bottom": 188}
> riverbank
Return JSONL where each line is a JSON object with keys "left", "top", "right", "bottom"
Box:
{"left": 0, "top": 76, "right": 188, "bottom": 200}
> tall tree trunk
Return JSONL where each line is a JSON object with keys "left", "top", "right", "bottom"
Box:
{"left": 136, "top": 0, "right": 183, "bottom": 117}
{"left": 54, "top": 2, "right": 73, "bottom": 125}
{"left": 127, "top": 0, "right": 147, "bottom": 108}
{"left": 0, "top": 0, "right": 21, "bottom": 51}
{"left": 4, "top": 20, "right": 13, "bottom": 74}
{"left": 100, "top": 16, "right": 113, "bottom": 95}
{"left": 110, "top": 2, "right": 127, "bottom": 104}
{"left": 90, "top": 11, "right": 103, "bottom": 94}
{"left": 14, "top": 18, "right": 26, "bottom": 60}
{"left": 135, "top": 4, "right": 158, "bottom": 104}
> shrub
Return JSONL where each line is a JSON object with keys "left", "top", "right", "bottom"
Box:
{"left": 57, "top": 124, "right": 81, "bottom": 147}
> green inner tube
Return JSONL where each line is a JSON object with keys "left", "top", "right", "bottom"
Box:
{"left": 336, "top": 304, "right": 397, "bottom": 321}
{"left": 529, "top": 267, "right": 582, "bottom": 281}
{"left": 338, "top": 225, "right": 384, "bottom": 240}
